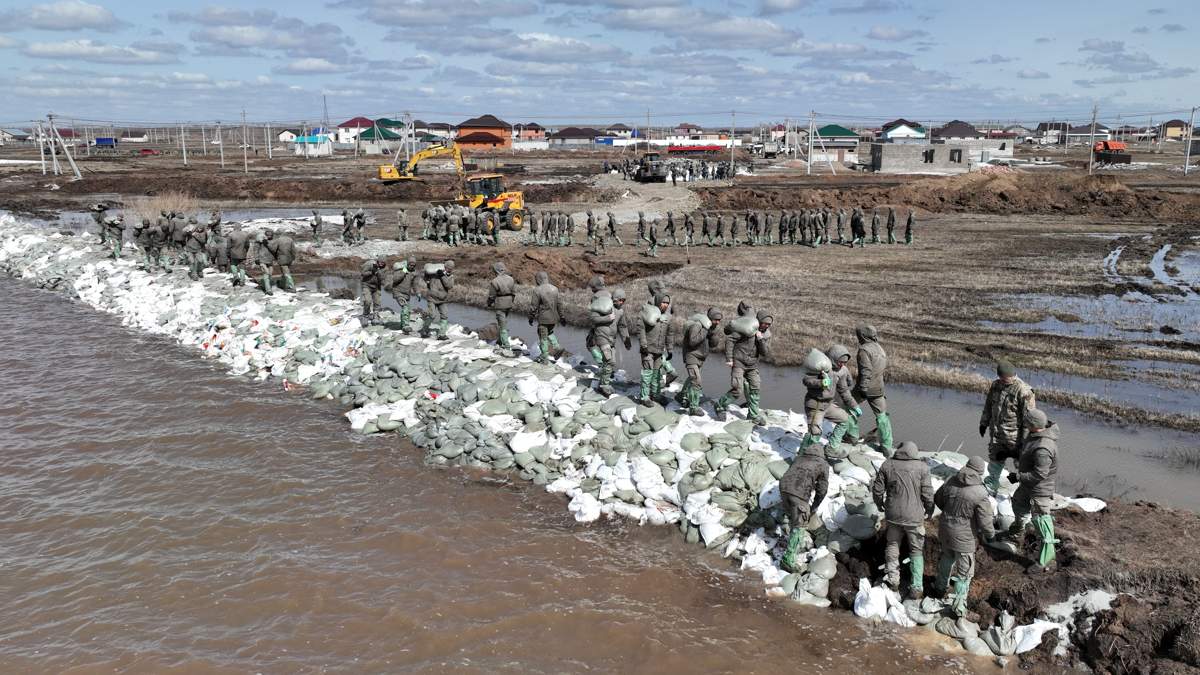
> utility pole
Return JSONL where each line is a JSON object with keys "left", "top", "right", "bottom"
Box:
{"left": 47, "top": 114, "right": 81, "bottom": 180}
{"left": 241, "top": 109, "right": 249, "bottom": 174}
{"left": 1087, "top": 103, "right": 1098, "bottom": 175}
{"left": 201, "top": 125, "right": 208, "bottom": 156}
{"left": 181, "top": 124, "right": 188, "bottom": 166}
{"left": 807, "top": 111, "right": 815, "bottom": 176}
{"left": 1185, "top": 106, "right": 1197, "bottom": 176}
{"left": 37, "top": 122, "right": 47, "bottom": 175}
{"left": 217, "top": 121, "right": 225, "bottom": 168}
{"left": 266, "top": 122, "right": 273, "bottom": 160}
{"left": 729, "top": 110, "right": 736, "bottom": 180}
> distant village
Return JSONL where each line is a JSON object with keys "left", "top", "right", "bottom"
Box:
{"left": 2, "top": 113, "right": 1196, "bottom": 176}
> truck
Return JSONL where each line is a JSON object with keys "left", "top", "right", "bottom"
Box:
{"left": 1093, "top": 141, "right": 1132, "bottom": 165}
{"left": 633, "top": 152, "right": 669, "bottom": 182}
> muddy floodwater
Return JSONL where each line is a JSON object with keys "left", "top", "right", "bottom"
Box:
{"left": 0, "top": 278, "right": 983, "bottom": 671}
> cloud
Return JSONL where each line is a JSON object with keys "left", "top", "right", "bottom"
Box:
{"left": 770, "top": 38, "right": 908, "bottom": 62}
{"left": 829, "top": 0, "right": 905, "bottom": 15}
{"left": 22, "top": 39, "right": 179, "bottom": 64}
{"left": 1079, "top": 39, "right": 1124, "bottom": 53}
{"left": 170, "top": 8, "right": 355, "bottom": 61}
{"left": 1034, "top": 37, "right": 1052, "bottom": 43}
{"left": 1132, "top": 26, "right": 1149, "bottom": 34}
{"left": 272, "top": 57, "right": 342, "bottom": 75}
{"left": 398, "top": 54, "right": 437, "bottom": 69}
{"left": 971, "top": 54, "right": 1016, "bottom": 64}
{"left": 0, "top": 35, "right": 22, "bottom": 48}
{"left": 865, "top": 25, "right": 927, "bottom": 41}
{"left": 418, "top": 30, "right": 628, "bottom": 64}
{"left": 1016, "top": 68, "right": 1049, "bottom": 79}
{"left": 1147, "top": 7, "right": 1165, "bottom": 14}
{"left": 599, "top": 7, "right": 798, "bottom": 48}
{"left": 1161, "top": 23, "right": 1185, "bottom": 32}
{"left": 757, "top": 0, "right": 811, "bottom": 15}
{"left": 544, "top": 0, "right": 683, "bottom": 6}
{"left": 334, "top": 0, "right": 537, "bottom": 27}
{"left": 0, "top": 0, "right": 125, "bottom": 32}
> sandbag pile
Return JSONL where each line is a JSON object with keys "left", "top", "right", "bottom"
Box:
{"left": 0, "top": 215, "right": 1106, "bottom": 659}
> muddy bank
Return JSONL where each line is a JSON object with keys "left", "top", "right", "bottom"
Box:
{"left": 697, "top": 173, "right": 1200, "bottom": 223}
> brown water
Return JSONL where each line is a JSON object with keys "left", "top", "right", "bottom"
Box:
{"left": 0, "top": 278, "right": 980, "bottom": 672}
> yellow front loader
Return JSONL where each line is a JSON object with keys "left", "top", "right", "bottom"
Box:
{"left": 377, "top": 142, "right": 464, "bottom": 182}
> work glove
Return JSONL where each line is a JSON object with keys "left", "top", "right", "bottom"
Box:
{"left": 979, "top": 424, "right": 987, "bottom": 438}
{"left": 1006, "top": 473, "right": 1020, "bottom": 484}
{"left": 851, "top": 406, "right": 862, "bottom": 418}
{"left": 821, "top": 374, "right": 831, "bottom": 389}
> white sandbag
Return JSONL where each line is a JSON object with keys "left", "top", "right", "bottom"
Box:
{"left": 568, "top": 492, "right": 601, "bottom": 523}
{"left": 853, "top": 578, "right": 889, "bottom": 621}
{"left": 1065, "top": 497, "right": 1107, "bottom": 513}
{"left": 1013, "top": 620, "right": 1065, "bottom": 654}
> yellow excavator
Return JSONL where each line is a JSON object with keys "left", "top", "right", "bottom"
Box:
{"left": 378, "top": 142, "right": 525, "bottom": 230}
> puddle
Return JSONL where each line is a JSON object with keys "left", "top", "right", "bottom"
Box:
{"left": 982, "top": 292, "right": 1199, "bottom": 342}
{"left": 307, "top": 272, "right": 1200, "bottom": 511}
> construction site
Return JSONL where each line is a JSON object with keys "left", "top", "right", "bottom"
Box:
{"left": 3, "top": 107, "right": 1200, "bottom": 674}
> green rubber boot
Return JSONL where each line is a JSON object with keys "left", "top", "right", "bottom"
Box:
{"left": 438, "top": 319, "right": 449, "bottom": 339}
{"left": 675, "top": 377, "right": 691, "bottom": 405}
{"left": 984, "top": 461, "right": 1004, "bottom": 494}
{"left": 548, "top": 334, "right": 562, "bottom": 356}
{"left": 399, "top": 306, "right": 411, "bottom": 332}
{"left": 829, "top": 420, "right": 851, "bottom": 454}
{"left": 781, "top": 528, "right": 810, "bottom": 572}
{"left": 499, "top": 328, "right": 510, "bottom": 347}
{"left": 909, "top": 555, "right": 925, "bottom": 599}
{"left": 282, "top": 273, "right": 295, "bottom": 292}
{"left": 260, "top": 272, "right": 273, "bottom": 295}
{"left": 590, "top": 346, "right": 603, "bottom": 364}
{"left": 639, "top": 369, "right": 655, "bottom": 402}
{"left": 1035, "top": 515, "right": 1058, "bottom": 567}
{"left": 876, "top": 412, "right": 893, "bottom": 453}
{"left": 714, "top": 393, "right": 733, "bottom": 416}
{"left": 686, "top": 381, "right": 702, "bottom": 413}
{"left": 950, "top": 576, "right": 970, "bottom": 618}
{"left": 934, "top": 556, "right": 954, "bottom": 595}
{"left": 747, "top": 389, "right": 764, "bottom": 425}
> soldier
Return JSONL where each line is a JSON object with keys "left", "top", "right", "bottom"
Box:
{"left": 715, "top": 312, "right": 772, "bottom": 425}
{"left": 491, "top": 210, "right": 503, "bottom": 247}
{"left": 636, "top": 211, "right": 647, "bottom": 246}
{"left": 836, "top": 208, "right": 847, "bottom": 244}
{"left": 563, "top": 212, "right": 575, "bottom": 246}
{"left": 823, "top": 344, "right": 863, "bottom": 454}
{"left": 588, "top": 285, "right": 631, "bottom": 396}
{"left": 529, "top": 271, "right": 564, "bottom": 363}
{"left": 904, "top": 209, "right": 916, "bottom": 244}
{"left": 665, "top": 211, "right": 677, "bottom": 246}
{"left": 486, "top": 262, "right": 516, "bottom": 349}
{"left": 397, "top": 208, "right": 408, "bottom": 242}
{"left": 526, "top": 209, "right": 539, "bottom": 246}
{"left": 423, "top": 260, "right": 455, "bottom": 340}
{"left": 136, "top": 217, "right": 157, "bottom": 270}
{"left": 354, "top": 207, "right": 368, "bottom": 243}
{"left": 729, "top": 211, "right": 741, "bottom": 247}
{"left": 90, "top": 203, "right": 109, "bottom": 244}
{"left": 854, "top": 325, "right": 892, "bottom": 453}
{"left": 170, "top": 212, "right": 189, "bottom": 265}
{"left": 701, "top": 211, "right": 713, "bottom": 246}
{"left": 341, "top": 210, "right": 355, "bottom": 244}
{"left": 602, "top": 211, "right": 620, "bottom": 247}
{"left": 683, "top": 211, "right": 696, "bottom": 246}
{"left": 254, "top": 229, "right": 276, "bottom": 295}
{"left": 446, "top": 207, "right": 461, "bottom": 247}
{"left": 645, "top": 218, "right": 659, "bottom": 257}
{"left": 104, "top": 213, "right": 126, "bottom": 259}
{"left": 586, "top": 210, "right": 597, "bottom": 248}
{"left": 870, "top": 207, "right": 881, "bottom": 244}
{"left": 821, "top": 208, "right": 831, "bottom": 245}
{"left": 360, "top": 257, "right": 386, "bottom": 320}
{"left": 633, "top": 292, "right": 673, "bottom": 405}
{"left": 714, "top": 211, "right": 727, "bottom": 246}
{"left": 183, "top": 218, "right": 207, "bottom": 280}
{"left": 872, "top": 440, "right": 934, "bottom": 599}
{"left": 850, "top": 207, "right": 866, "bottom": 247}
{"left": 390, "top": 257, "right": 418, "bottom": 333}
{"left": 886, "top": 206, "right": 897, "bottom": 244}
{"left": 999, "top": 409, "right": 1060, "bottom": 572}
{"left": 980, "top": 359, "right": 1038, "bottom": 493}
{"left": 208, "top": 222, "right": 230, "bottom": 274}
{"left": 421, "top": 206, "right": 433, "bottom": 240}
{"left": 777, "top": 210, "right": 788, "bottom": 245}
{"left": 777, "top": 438, "right": 829, "bottom": 572}
{"left": 267, "top": 229, "right": 296, "bottom": 292}
{"left": 933, "top": 456, "right": 996, "bottom": 617}
{"left": 787, "top": 210, "right": 798, "bottom": 245}
{"left": 677, "top": 308, "right": 723, "bottom": 416}
{"left": 226, "top": 224, "right": 250, "bottom": 287}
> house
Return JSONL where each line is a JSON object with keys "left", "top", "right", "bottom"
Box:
{"left": 674, "top": 122, "right": 702, "bottom": 135}
{"left": 293, "top": 135, "right": 333, "bottom": 157}
{"left": 1065, "top": 124, "right": 1112, "bottom": 144}
{"left": 809, "top": 124, "right": 860, "bottom": 164}
{"left": 932, "top": 120, "right": 983, "bottom": 140}
{"left": 276, "top": 129, "right": 301, "bottom": 143}
{"left": 606, "top": 123, "right": 633, "bottom": 138}
{"left": 0, "top": 128, "right": 31, "bottom": 145}
{"left": 880, "top": 118, "right": 926, "bottom": 143}
{"left": 455, "top": 114, "right": 511, "bottom": 149}
{"left": 548, "top": 126, "right": 606, "bottom": 147}
{"left": 1034, "top": 122, "right": 1070, "bottom": 144}
{"left": 375, "top": 117, "right": 405, "bottom": 129}
{"left": 1159, "top": 119, "right": 1190, "bottom": 140}
{"left": 413, "top": 121, "right": 453, "bottom": 139}
{"left": 335, "top": 116, "right": 376, "bottom": 144}
{"left": 514, "top": 122, "right": 546, "bottom": 141}
{"left": 869, "top": 143, "right": 971, "bottom": 174}
{"left": 356, "top": 126, "right": 403, "bottom": 155}
{"left": 1004, "top": 125, "right": 1034, "bottom": 142}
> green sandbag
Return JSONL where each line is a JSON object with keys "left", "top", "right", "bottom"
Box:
{"left": 705, "top": 530, "right": 734, "bottom": 549}
{"left": 529, "top": 445, "right": 551, "bottom": 463}
{"left": 310, "top": 384, "right": 331, "bottom": 400}
{"left": 375, "top": 416, "right": 401, "bottom": 432}
{"left": 436, "top": 444, "right": 464, "bottom": 459}
{"left": 579, "top": 478, "right": 601, "bottom": 494}
{"left": 840, "top": 513, "right": 878, "bottom": 540}
{"left": 780, "top": 573, "right": 802, "bottom": 595}
{"left": 767, "top": 459, "right": 790, "bottom": 480}
{"left": 705, "top": 445, "right": 730, "bottom": 471}
{"left": 642, "top": 408, "right": 678, "bottom": 432}
{"left": 730, "top": 315, "right": 758, "bottom": 338}
{"left": 684, "top": 523, "right": 701, "bottom": 545}
{"left": 600, "top": 396, "right": 637, "bottom": 415}
{"left": 711, "top": 493, "right": 744, "bottom": 511}
{"left": 360, "top": 421, "right": 379, "bottom": 435}
{"left": 616, "top": 489, "right": 642, "bottom": 504}
{"left": 740, "top": 461, "right": 774, "bottom": 493}
{"left": 809, "top": 554, "right": 837, "bottom": 580}
{"left": 625, "top": 421, "right": 651, "bottom": 436}
{"left": 648, "top": 450, "right": 676, "bottom": 466}
{"left": 506, "top": 401, "right": 530, "bottom": 417}
{"left": 589, "top": 293, "right": 614, "bottom": 316}
{"left": 680, "top": 432, "right": 709, "bottom": 454}
{"left": 602, "top": 450, "right": 622, "bottom": 467}
{"left": 724, "top": 420, "right": 754, "bottom": 444}
{"left": 802, "top": 348, "right": 831, "bottom": 374}
{"left": 479, "top": 400, "right": 508, "bottom": 416}
{"left": 716, "top": 463, "right": 745, "bottom": 491}
{"left": 524, "top": 407, "right": 545, "bottom": 425}
{"left": 640, "top": 303, "right": 661, "bottom": 327}
{"left": 493, "top": 457, "right": 515, "bottom": 470}
{"left": 458, "top": 383, "right": 478, "bottom": 403}
{"left": 513, "top": 452, "right": 536, "bottom": 469}
{"left": 720, "top": 509, "right": 748, "bottom": 528}
{"left": 660, "top": 466, "right": 676, "bottom": 483}
{"left": 571, "top": 444, "right": 591, "bottom": 462}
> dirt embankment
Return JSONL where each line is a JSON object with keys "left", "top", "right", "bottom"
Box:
{"left": 697, "top": 173, "right": 1200, "bottom": 223}
{"left": 828, "top": 500, "right": 1200, "bottom": 673}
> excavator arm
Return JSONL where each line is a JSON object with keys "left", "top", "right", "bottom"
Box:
{"left": 378, "top": 143, "right": 464, "bottom": 182}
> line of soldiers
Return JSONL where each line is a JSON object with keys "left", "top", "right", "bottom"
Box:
{"left": 309, "top": 207, "right": 370, "bottom": 246}
{"left": 89, "top": 204, "right": 296, "bottom": 295}
{"left": 523, "top": 210, "right": 581, "bottom": 248}
{"left": 418, "top": 204, "right": 506, "bottom": 247}
{"left": 612, "top": 158, "right": 739, "bottom": 182}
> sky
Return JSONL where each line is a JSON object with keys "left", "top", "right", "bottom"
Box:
{"left": 0, "top": 0, "right": 1196, "bottom": 129}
